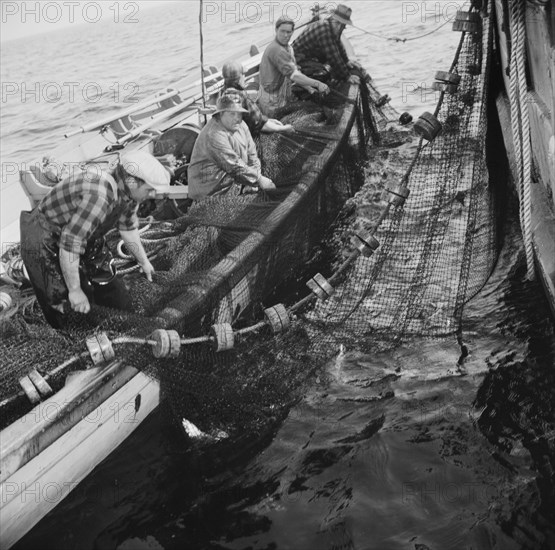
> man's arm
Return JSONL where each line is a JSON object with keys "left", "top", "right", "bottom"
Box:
{"left": 58, "top": 191, "right": 110, "bottom": 313}
{"left": 119, "top": 228, "right": 154, "bottom": 281}
{"left": 59, "top": 248, "right": 90, "bottom": 313}
{"left": 290, "top": 70, "right": 330, "bottom": 94}
{"left": 319, "top": 28, "right": 351, "bottom": 81}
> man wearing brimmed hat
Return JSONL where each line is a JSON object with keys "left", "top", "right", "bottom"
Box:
{"left": 221, "top": 61, "right": 293, "bottom": 136}
{"left": 292, "top": 4, "right": 358, "bottom": 84}
{"left": 258, "top": 16, "right": 330, "bottom": 117}
{"left": 188, "top": 93, "right": 275, "bottom": 200}
{"left": 20, "top": 150, "right": 172, "bottom": 327}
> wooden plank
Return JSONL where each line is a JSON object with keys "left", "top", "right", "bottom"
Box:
{"left": 0, "top": 372, "right": 159, "bottom": 549}
{"left": 0, "top": 361, "right": 140, "bottom": 483}
{"left": 496, "top": 92, "right": 555, "bottom": 317}
{"left": 528, "top": 92, "right": 555, "bottom": 200}
{"left": 531, "top": 180, "right": 555, "bottom": 319}
{"left": 525, "top": 4, "right": 553, "bottom": 112}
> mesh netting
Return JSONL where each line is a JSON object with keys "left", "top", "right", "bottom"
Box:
{"left": 0, "top": 10, "right": 499, "bottom": 444}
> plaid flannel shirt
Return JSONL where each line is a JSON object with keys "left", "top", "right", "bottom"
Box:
{"left": 292, "top": 19, "right": 351, "bottom": 82}
{"left": 38, "top": 168, "right": 139, "bottom": 256}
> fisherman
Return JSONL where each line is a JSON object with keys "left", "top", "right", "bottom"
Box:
{"left": 257, "top": 15, "right": 330, "bottom": 117}
{"left": 221, "top": 60, "right": 294, "bottom": 136}
{"left": 20, "top": 151, "right": 172, "bottom": 328}
{"left": 187, "top": 93, "right": 275, "bottom": 200}
{"left": 291, "top": 4, "right": 360, "bottom": 85}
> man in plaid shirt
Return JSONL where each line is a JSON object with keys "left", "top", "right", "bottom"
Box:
{"left": 20, "top": 151, "right": 171, "bottom": 327}
{"left": 292, "top": 4, "right": 359, "bottom": 84}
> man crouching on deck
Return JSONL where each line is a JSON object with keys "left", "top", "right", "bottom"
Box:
{"left": 188, "top": 93, "right": 275, "bottom": 199}
{"left": 20, "top": 151, "right": 172, "bottom": 328}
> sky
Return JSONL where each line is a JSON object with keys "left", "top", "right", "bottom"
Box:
{"left": 0, "top": 0, "right": 172, "bottom": 42}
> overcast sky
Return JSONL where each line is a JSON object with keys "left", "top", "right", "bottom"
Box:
{"left": 1, "top": 1, "right": 172, "bottom": 42}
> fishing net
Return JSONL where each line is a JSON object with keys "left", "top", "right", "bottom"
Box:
{"left": 1, "top": 8, "right": 499, "bottom": 447}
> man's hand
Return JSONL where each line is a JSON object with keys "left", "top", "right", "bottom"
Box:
{"left": 140, "top": 259, "right": 155, "bottom": 282}
{"left": 258, "top": 176, "right": 276, "bottom": 191}
{"left": 68, "top": 288, "right": 90, "bottom": 314}
{"left": 314, "top": 81, "right": 330, "bottom": 95}
{"left": 157, "top": 154, "right": 177, "bottom": 176}
{"left": 271, "top": 120, "right": 295, "bottom": 134}
{"left": 348, "top": 60, "right": 363, "bottom": 71}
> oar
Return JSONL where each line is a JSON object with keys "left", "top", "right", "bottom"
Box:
{"left": 64, "top": 71, "right": 223, "bottom": 138}
{"left": 113, "top": 80, "right": 224, "bottom": 145}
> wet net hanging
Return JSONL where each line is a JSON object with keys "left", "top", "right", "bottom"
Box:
{"left": 0, "top": 7, "right": 498, "bottom": 441}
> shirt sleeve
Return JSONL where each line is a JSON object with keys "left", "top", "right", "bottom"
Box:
{"left": 59, "top": 193, "right": 109, "bottom": 255}
{"left": 245, "top": 127, "right": 261, "bottom": 177}
{"left": 273, "top": 46, "right": 297, "bottom": 77}
{"left": 117, "top": 201, "right": 140, "bottom": 232}
{"left": 245, "top": 95, "right": 268, "bottom": 135}
{"left": 320, "top": 29, "right": 351, "bottom": 81}
{"left": 209, "top": 125, "right": 261, "bottom": 186}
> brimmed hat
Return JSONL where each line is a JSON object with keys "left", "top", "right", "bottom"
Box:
{"left": 120, "top": 150, "right": 171, "bottom": 190}
{"left": 330, "top": 4, "right": 352, "bottom": 25}
{"left": 214, "top": 92, "right": 248, "bottom": 115}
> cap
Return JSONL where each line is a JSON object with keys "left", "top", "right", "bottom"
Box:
{"left": 120, "top": 150, "right": 171, "bottom": 190}
{"left": 222, "top": 60, "right": 243, "bottom": 81}
{"left": 330, "top": 4, "right": 352, "bottom": 26}
{"left": 275, "top": 15, "right": 295, "bottom": 30}
{"left": 214, "top": 92, "right": 248, "bottom": 115}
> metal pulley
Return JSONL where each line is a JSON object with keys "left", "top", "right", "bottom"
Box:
{"left": 306, "top": 273, "right": 335, "bottom": 301}
{"left": 352, "top": 232, "right": 380, "bottom": 257}
{"left": 431, "top": 81, "right": 459, "bottom": 94}
{"left": 211, "top": 323, "right": 235, "bottom": 352}
{"left": 150, "top": 329, "right": 181, "bottom": 358}
{"left": 452, "top": 11, "right": 482, "bottom": 33}
{"left": 86, "top": 332, "right": 116, "bottom": 365}
{"left": 0, "top": 292, "right": 13, "bottom": 311}
{"left": 385, "top": 183, "right": 410, "bottom": 206}
{"left": 264, "top": 304, "right": 290, "bottom": 334}
{"left": 414, "top": 112, "right": 443, "bottom": 141}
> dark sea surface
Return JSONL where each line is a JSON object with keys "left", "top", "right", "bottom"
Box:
{"left": 2, "top": 2, "right": 555, "bottom": 549}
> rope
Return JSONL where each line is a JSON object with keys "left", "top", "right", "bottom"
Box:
{"left": 351, "top": 18, "right": 452, "bottom": 43}
{"left": 509, "top": 0, "right": 535, "bottom": 279}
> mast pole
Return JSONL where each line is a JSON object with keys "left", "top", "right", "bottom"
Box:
{"left": 199, "top": 0, "right": 207, "bottom": 108}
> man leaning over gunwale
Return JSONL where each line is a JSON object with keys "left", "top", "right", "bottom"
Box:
{"left": 257, "top": 15, "right": 330, "bottom": 117}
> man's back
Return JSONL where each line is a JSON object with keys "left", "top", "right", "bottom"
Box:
{"left": 292, "top": 19, "right": 351, "bottom": 82}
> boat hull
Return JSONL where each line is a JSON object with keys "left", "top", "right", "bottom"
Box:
{"left": 492, "top": 0, "right": 555, "bottom": 316}
{"left": 1, "top": 369, "right": 159, "bottom": 549}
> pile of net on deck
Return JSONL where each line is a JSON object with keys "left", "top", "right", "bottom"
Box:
{"left": 0, "top": 11, "right": 499, "bottom": 445}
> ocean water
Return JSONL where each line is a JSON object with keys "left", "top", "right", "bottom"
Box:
{"left": 2, "top": 1, "right": 555, "bottom": 549}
